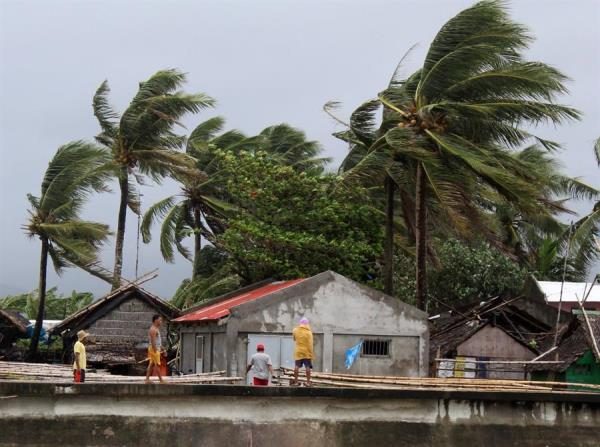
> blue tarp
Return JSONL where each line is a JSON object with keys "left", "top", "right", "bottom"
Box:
{"left": 345, "top": 341, "right": 363, "bottom": 370}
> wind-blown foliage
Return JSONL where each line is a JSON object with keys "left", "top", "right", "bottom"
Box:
{"left": 142, "top": 119, "right": 331, "bottom": 283}
{"left": 141, "top": 117, "right": 245, "bottom": 278}
{"left": 0, "top": 288, "right": 93, "bottom": 320}
{"left": 24, "top": 142, "right": 111, "bottom": 358}
{"left": 333, "top": 0, "right": 580, "bottom": 309}
{"left": 217, "top": 151, "right": 382, "bottom": 284}
{"left": 92, "top": 69, "right": 215, "bottom": 288}
{"left": 568, "top": 138, "right": 600, "bottom": 274}
{"left": 390, "top": 239, "right": 527, "bottom": 308}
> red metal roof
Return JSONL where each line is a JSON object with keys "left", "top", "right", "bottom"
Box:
{"left": 173, "top": 279, "right": 304, "bottom": 323}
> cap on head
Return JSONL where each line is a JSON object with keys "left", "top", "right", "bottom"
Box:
{"left": 77, "top": 330, "right": 90, "bottom": 341}
{"left": 299, "top": 317, "right": 309, "bottom": 325}
{"left": 257, "top": 343, "right": 265, "bottom": 351}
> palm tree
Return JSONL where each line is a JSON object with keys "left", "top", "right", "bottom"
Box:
{"left": 92, "top": 69, "right": 215, "bottom": 289}
{"left": 258, "top": 124, "right": 330, "bottom": 174}
{"left": 335, "top": 0, "right": 579, "bottom": 309}
{"left": 24, "top": 142, "right": 111, "bottom": 359}
{"left": 141, "top": 117, "right": 245, "bottom": 279}
{"left": 569, "top": 138, "right": 600, "bottom": 274}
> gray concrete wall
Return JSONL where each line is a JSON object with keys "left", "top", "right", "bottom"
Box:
{"left": 1, "top": 382, "right": 599, "bottom": 447}
{"left": 332, "top": 334, "right": 420, "bottom": 375}
{"left": 86, "top": 297, "right": 167, "bottom": 345}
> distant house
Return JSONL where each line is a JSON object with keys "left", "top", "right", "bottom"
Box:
{"left": 50, "top": 284, "right": 179, "bottom": 369}
{"left": 528, "top": 316, "right": 600, "bottom": 385}
{"left": 430, "top": 296, "right": 555, "bottom": 380}
{"left": 525, "top": 277, "right": 600, "bottom": 312}
{"left": 0, "top": 309, "right": 29, "bottom": 348}
{"left": 172, "top": 271, "right": 429, "bottom": 380}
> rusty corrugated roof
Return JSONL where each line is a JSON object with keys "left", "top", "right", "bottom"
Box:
{"left": 173, "top": 279, "right": 304, "bottom": 323}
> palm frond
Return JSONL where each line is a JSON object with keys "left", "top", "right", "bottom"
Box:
{"left": 141, "top": 195, "right": 178, "bottom": 243}
{"left": 188, "top": 117, "right": 226, "bottom": 149}
{"left": 93, "top": 80, "right": 119, "bottom": 146}
{"left": 159, "top": 202, "right": 186, "bottom": 263}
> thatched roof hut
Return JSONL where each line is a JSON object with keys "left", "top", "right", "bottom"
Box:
{"left": 51, "top": 284, "right": 180, "bottom": 367}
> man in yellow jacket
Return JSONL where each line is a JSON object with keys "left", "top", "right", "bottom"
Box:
{"left": 292, "top": 317, "right": 314, "bottom": 386}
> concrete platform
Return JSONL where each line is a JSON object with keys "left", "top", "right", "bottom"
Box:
{"left": 1, "top": 381, "right": 599, "bottom": 446}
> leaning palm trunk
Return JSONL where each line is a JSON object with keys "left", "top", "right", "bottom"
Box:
{"left": 414, "top": 163, "right": 427, "bottom": 311}
{"left": 383, "top": 175, "right": 395, "bottom": 295}
{"left": 112, "top": 167, "right": 129, "bottom": 289}
{"left": 28, "top": 237, "right": 49, "bottom": 360}
{"left": 192, "top": 208, "right": 203, "bottom": 280}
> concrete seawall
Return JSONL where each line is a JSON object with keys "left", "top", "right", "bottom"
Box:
{"left": 1, "top": 382, "right": 599, "bottom": 446}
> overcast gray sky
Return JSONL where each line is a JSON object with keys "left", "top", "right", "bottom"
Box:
{"left": 1, "top": 0, "right": 599, "bottom": 298}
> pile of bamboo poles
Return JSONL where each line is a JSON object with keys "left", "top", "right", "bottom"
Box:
{"left": 0, "top": 361, "right": 241, "bottom": 384}
{"left": 278, "top": 368, "right": 600, "bottom": 393}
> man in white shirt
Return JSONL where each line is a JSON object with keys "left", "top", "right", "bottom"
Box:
{"left": 246, "top": 343, "right": 273, "bottom": 386}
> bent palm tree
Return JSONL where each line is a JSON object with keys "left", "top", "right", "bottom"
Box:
{"left": 258, "top": 124, "right": 330, "bottom": 174}
{"left": 92, "top": 69, "right": 215, "bottom": 289}
{"left": 24, "top": 142, "right": 111, "bottom": 359}
{"left": 336, "top": 0, "right": 579, "bottom": 309}
{"left": 141, "top": 117, "right": 245, "bottom": 278}
{"left": 569, "top": 138, "right": 600, "bottom": 274}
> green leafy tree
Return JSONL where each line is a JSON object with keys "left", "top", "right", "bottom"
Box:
{"left": 334, "top": 0, "right": 579, "bottom": 310}
{"left": 391, "top": 239, "right": 527, "bottom": 308}
{"left": 92, "top": 69, "right": 215, "bottom": 289}
{"left": 217, "top": 151, "right": 382, "bottom": 283}
{"left": 142, "top": 120, "right": 330, "bottom": 288}
{"left": 24, "top": 142, "right": 111, "bottom": 359}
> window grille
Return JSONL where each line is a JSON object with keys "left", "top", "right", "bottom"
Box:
{"left": 361, "top": 339, "right": 390, "bottom": 357}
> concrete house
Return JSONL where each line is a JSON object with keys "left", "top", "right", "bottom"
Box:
{"left": 51, "top": 284, "right": 179, "bottom": 370}
{"left": 173, "top": 271, "right": 429, "bottom": 379}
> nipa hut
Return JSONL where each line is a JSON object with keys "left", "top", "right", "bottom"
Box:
{"left": 528, "top": 316, "right": 600, "bottom": 384}
{"left": 0, "top": 309, "right": 30, "bottom": 349}
{"left": 50, "top": 284, "right": 180, "bottom": 371}
{"left": 430, "top": 296, "right": 555, "bottom": 380}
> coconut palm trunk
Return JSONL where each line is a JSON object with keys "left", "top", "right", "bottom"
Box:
{"left": 415, "top": 163, "right": 427, "bottom": 311}
{"left": 28, "top": 237, "right": 49, "bottom": 360}
{"left": 112, "top": 167, "right": 129, "bottom": 289}
{"left": 383, "top": 175, "right": 395, "bottom": 295}
{"left": 192, "top": 208, "right": 203, "bottom": 280}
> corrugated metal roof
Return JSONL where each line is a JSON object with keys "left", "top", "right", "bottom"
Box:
{"left": 537, "top": 280, "right": 600, "bottom": 303}
{"left": 173, "top": 279, "right": 304, "bottom": 323}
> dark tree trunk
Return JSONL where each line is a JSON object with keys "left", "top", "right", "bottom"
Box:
{"left": 192, "top": 207, "right": 202, "bottom": 280}
{"left": 383, "top": 175, "right": 395, "bottom": 296}
{"left": 28, "top": 237, "right": 49, "bottom": 361}
{"left": 112, "top": 167, "right": 129, "bottom": 290}
{"left": 415, "top": 163, "right": 428, "bottom": 311}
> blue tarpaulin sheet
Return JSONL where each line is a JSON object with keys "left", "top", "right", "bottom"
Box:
{"left": 345, "top": 341, "right": 363, "bottom": 369}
